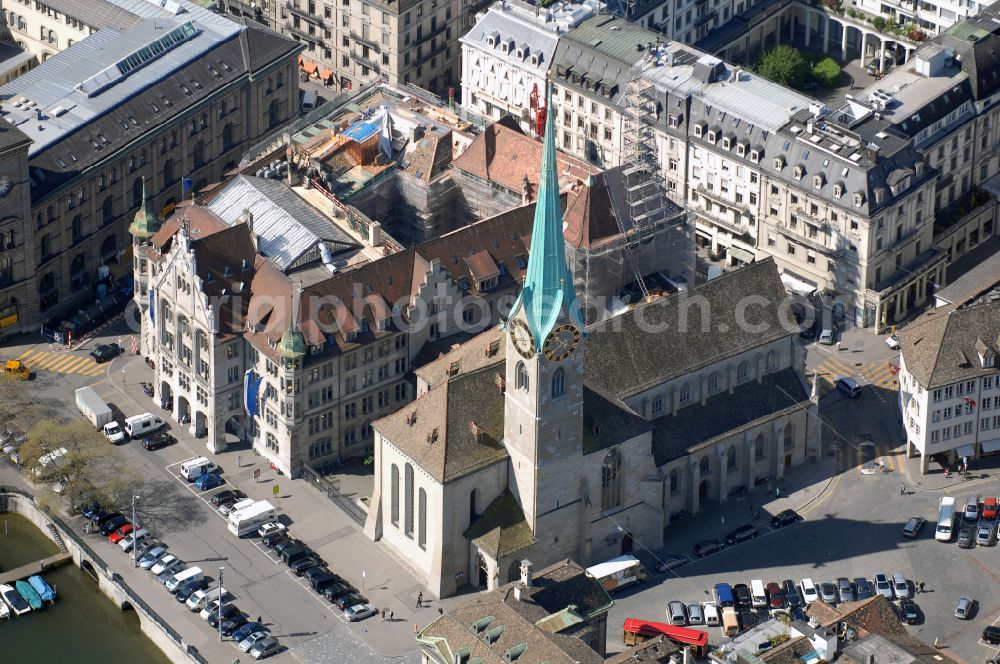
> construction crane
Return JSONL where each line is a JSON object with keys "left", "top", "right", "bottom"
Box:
{"left": 529, "top": 83, "right": 547, "bottom": 138}
{"left": 609, "top": 53, "right": 679, "bottom": 303}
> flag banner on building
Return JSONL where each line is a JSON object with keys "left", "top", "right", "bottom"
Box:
{"left": 182, "top": 178, "right": 193, "bottom": 199}
{"left": 149, "top": 288, "right": 155, "bottom": 324}
{"left": 244, "top": 369, "right": 263, "bottom": 418}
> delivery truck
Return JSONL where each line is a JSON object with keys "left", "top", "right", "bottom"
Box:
{"left": 228, "top": 500, "right": 277, "bottom": 537}
{"left": 76, "top": 387, "right": 113, "bottom": 428}
{"left": 585, "top": 555, "right": 647, "bottom": 593}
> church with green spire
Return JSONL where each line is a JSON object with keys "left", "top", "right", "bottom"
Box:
{"left": 366, "top": 85, "right": 815, "bottom": 601}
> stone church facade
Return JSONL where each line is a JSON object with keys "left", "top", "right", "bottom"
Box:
{"left": 364, "top": 92, "right": 819, "bottom": 598}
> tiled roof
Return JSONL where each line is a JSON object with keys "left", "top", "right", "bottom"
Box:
{"left": 585, "top": 258, "right": 795, "bottom": 399}
{"left": 401, "top": 131, "right": 453, "bottom": 182}
{"left": 377, "top": 365, "right": 509, "bottom": 484}
{"left": 899, "top": 300, "right": 1000, "bottom": 388}
{"left": 582, "top": 387, "right": 652, "bottom": 455}
{"left": 414, "top": 326, "right": 504, "bottom": 388}
{"left": 464, "top": 490, "right": 536, "bottom": 559}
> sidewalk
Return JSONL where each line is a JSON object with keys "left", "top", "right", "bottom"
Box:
{"left": 898, "top": 450, "right": 1000, "bottom": 493}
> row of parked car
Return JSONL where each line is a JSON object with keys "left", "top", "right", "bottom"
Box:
{"left": 687, "top": 509, "right": 801, "bottom": 559}
{"left": 82, "top": 504, "right": 281, "bottom": 660}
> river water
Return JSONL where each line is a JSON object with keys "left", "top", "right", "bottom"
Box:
{"left": 0, "top": 512, "right": 171, "bottom": 664}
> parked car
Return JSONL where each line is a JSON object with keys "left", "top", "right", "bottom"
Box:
{"left": 89, "top": 343, "right": 121, "bottom": 363}
{"left": 108, "top": 523, "right": 135, "bottom": 544}
{"left": 290, "top": 557, "right": 324, "bottom": 576}
{"left": 957, "top": 526, "right": 976, "bottom": 549}
{"left": 332, "top": 592, "right": 366, "bottom": 611}
{"left": 873, "top": 573, "right": 893, "bottom": 600}
{"left": 150, "top": 554, "right": 178, "bottom": 575}
{"left": 781, "top": 580, "right": 802, "bottom": 607}
{"left": 885, "top": 334, "right": 900, "bottom": 350}
{"left": 854, "top": 577, "right": 874, "bottom": 600}
{"left": 211, "top": 489, "right": 246, "bottom": 508}
{"left": 194, "top": 472, "right": 224, "bottom": 491}
{"left": 119, "top": 528, "right": 149, "bottom": 552}
{"left": 99, "top": 515, "right": 129, "bottom": 536}
{"left": 262, "top": 532, "right": 289, "bottom": 549}
{"left": 892, "top": 573, "right": 911, "bottom": 600}
{"left": 258, "top": 522, "right": 287, "bottom": 538}
{"left": 250, "top": 636, "right": 280, "bottom": 660}
{"left": 983, "top": 496, "right": 999, "bottom": 520}
{"left": 983, "top": 625, "right": 1000, "bottom": 645}
{"left": 139, "top": 546, "right": 168, "bottom": 570}
{"left": 724, "top": 524, "right": 758, "bottom": 546}
{"left": 976, "top": 522, "right": 997, "bottom": 546}
{"left": 207, "top": 603, "right": 239, "bottom": 628}
{"left": 321, "top": 582, "right": 352, "bottom": 602}
{"left": 901, "top": 516, "right": 925, "bottom": 538}
{"left": 656, "top": 554, "right": 688, "bottom": 572}
{"left": 310, "top": 572, "right": 342, "bottom": 594}
{"left": 686, "top": 603, "right": 704, "bottom": 625}
{"left": 81, "top": 502, "right": 103, "bottom": 520}
{"left": 766, "top": 582, "right": 784, "bottom": 609}
{"left": 819, "top": 582, "right": 838, "bottom": 604}
{"left": 899, "top": 599, "right": 919, "bottom": 624}
{"left": 232, "top": 623, "right": 267, "bottom": 644}
{"left": 175, "top": 578, "right": 207, "bottom": 603}
{"left": 954, "top": 596, "right": 974, "bottom": 619}
{"left": 222, "top": 614, "right": 249, "bottom": 636}
{"left": 836, "top": 577, "right": 854, "bottom": 603}
{"left": 142, "top": 432, "right": 176, "bottom": 451}
{"left": 733, "top": 584, "right": 752, "bottom": 609}
{"left": 770, "top": 509, "right": 800, "bottom": 529}
{"left": 239, "top": 631, "right": 271, "bottom": 654}
{"left": 273, "top": 538, "right": 302, "bottom": 556}
{"left": 156, "top": 560, "right": 186, "bottom": 584}
{"left": 132, "top": 539, "right": 161, "bottom": 559}
{"left": 964, "top": 496, "right": 980, "bottom": 521}
{"left": 666, "top": 600, "right": 688, "bottom": 625}
{"left": 693, "top": 538, "right": 724, "bottom": 557}
{"left": 345, "top": 603, "right": 378, "bottom": 622}
{"left": 91, "top": 510, "right": 120, "bottom": 525}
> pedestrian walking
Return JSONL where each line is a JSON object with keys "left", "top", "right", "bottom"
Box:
{"left": 238, "top": 454, "right": 242, "bottom": 468}
{"left": 389, "top": 609, "right": 393, "bottom": 621}
{"left": 899, "top": 482, "right": 905, "bottom": 495}
{"left": 416, "top": 591, "right": 423, "bottom": 608}
{"left": 918, "top": 581, "right": 925, "bottom": 593}
{"left": 257, "top": 615, "right": 262, "bottom": 624}
{"left": 381, "top": 608, "right": 386, "bottom": 621}
{"left": 776, "top": 487, "right": 781, "bottom": 498}
{"left": 438, "top": 607, "right": 444, "bottom": 615}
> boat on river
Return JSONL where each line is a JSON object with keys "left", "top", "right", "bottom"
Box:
{"left": 27, "top": 575, "right": 55, "bottom": 603}
{"left": 15, "top": 580, "right": 42, "bottom": 610}
{"left": 0, "top": 583, "right": 31, "bottom": 616}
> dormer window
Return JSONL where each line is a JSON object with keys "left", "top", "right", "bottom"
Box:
{"left": 486, "top": 32, "right": 497, "bottom": 47}
{"left": 706, "top": 130, "right": 717, "bottom": 143}
{"left": 853, "top": 192, "right": 864, "bottom": 207}
{"left": 773, "top": 157, "right": 784, "bottom": 170}
{"left": 736, "top": 142, "right": 746, "bottom": 156}
{"left": 693, "top": 123, "right": 704, "bottom": 138}
{"left": 793, "top": 166, "right": 804, "bottom": 180}
{"left": 668, "top": 114, "right": 679, "bottom": 128}
{"left": 749, "top": 149, "right": 760, "bottom": 163}
{"left": 721, "top": 136, "right": 731, "bottom": 149}
{"left": 813, "top": 174, "right": 824, "bottom": 189}
{"left": 500, "top": 40, "right": 509, "bottom": 54}
{"left": 530, "top": 53, "right": 539, "bottom": 66}
{"left": 833, "top": 183, "right": 843, "bottom": 198}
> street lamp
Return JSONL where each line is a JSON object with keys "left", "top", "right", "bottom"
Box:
{"left": 218, "top": 566, "right": 225, "bottom": 642}
{"left": 131, "top": 495, "right": 140, "bottom": 569}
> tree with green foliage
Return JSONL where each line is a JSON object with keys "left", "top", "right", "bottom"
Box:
{"left": 872, "top": 15, "right": 887, "bottom": 31}
{"left": 756, "top": 45, "right": 809, "bottom": 88}
{"left": 812, "top": 57, "right": 842, "bottom": 88}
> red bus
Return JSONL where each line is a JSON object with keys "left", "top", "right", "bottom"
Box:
{"left": 623, "top": 617, "right": 709, "bottom": 657}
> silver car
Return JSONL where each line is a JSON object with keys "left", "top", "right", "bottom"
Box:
{"left": 873, "top": 573, "right": 893, "bottom": 600}
{"left": 686, "top": 603, "right": 704, "bottom": 625}
{"left": 667, "top": 600, "right": 687, "bottom": 626}
{"left": 954, "top": 596, "right": 974, "bottom": 619}
{"left": 976, "top": 523, "right": 997, "bottom": 546}
{"left": 892, "top": 573, "right": 911, "bottom": 600}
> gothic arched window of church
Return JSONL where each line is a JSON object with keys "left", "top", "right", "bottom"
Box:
{"left": 516, "top": 361, "right": 529, "bottom": 391}
{"left": 601, "top": 448, "right": 623, "bottom": 511}
{"left": 551, "top": 368, "right": 565, "bottom": 398}
{"left": 669, "top": 469, "right": 679, "bottom": 495}
{"left": 699, "top": 456, "right": 710, "bottom": 474}
{"left": 418, "top": 488, "right": 427, "bottom": 549}
{"left": 755, "top": 434, "right": 766, "bottom": 460}
{"left": 737, "top": 361, "right": 750, "bottom": 383}
{"left": 508, "top": 560, "right": 520, "bottom": 583}
{"left": 727, "top": 445, "right": 738, "bottom": 471}
{"left": 766, "top": 350, "right": 778, "bottom": 371}
{"left": 404, "top": 462, "right": 415, "bottom": 537}
{"left": 708, "top": 371, "right": 719, "bottom": 393}
{"left": 784, "top": 423, "right": 796, "bottom": 450}
{"left": 390, "top": 464, "right": 400, "bottom": 526}
{"left": 679, "top": 382, "right": 691, "bottom": 405}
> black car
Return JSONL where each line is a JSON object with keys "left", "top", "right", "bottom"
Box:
{"left": 957, "top": 527, "right": 975, "bottom": 549}
{"left": 333, "top": 592, "right": 366, "bottom": 610}
{"left": 770, "top": 509, "right": 800, "bottom": 529}
{"left": 93, "top": 510, "right": 123, "bottom": 526}
{"left": 321, "top": 582, "right": 352, "bottom": 601}
{"left": 273, "top": 538, "right": 302, "bottom": 556}
{"left": 798, "top": 322, "right": 819, "bottom": 341}
{"left": 221, "top": 613, "right": 248, "bottom": 636}
{"left": 309, "top": 572, "right": 341, "bottom": 592}
{"left": 100, "top": 515, "right": 130, "bottom": 536}
{"left": 737, "top": 608, "right": 757, "bottom": 630}
{"left": 262, "top": 532, "right": 288, "bottom": 549}
{"left": 733, "top": 584, "right": 752, "bottom": 609}
{"left": 781, "top": 580, "right": 802, "bottom": 607}
{"left": 291, "top": 557, "right": 324, "bottom": 576}
{"left": 89, "top": 343, "right": 121, "bottom": 363}
{"left": 175, "top": 578, "right": 207, "bottom": 603}
{"left": 693, "top": 538, "right": 724, "bottom": 557}
{"left": 854, "top": 577, "right": 874, "bottom": 600}
{"left": 724, "top": 524, "right": 758, "bottom": 546}
{"left": 211, "top": 489, "right": 246, "bottom": 508}
{"left": 142, "top": 432, "right": 176, "bottom": 451}
{"left": 207, "top": 604, "right": 239, "bottom": 628}
{"left": 305, "top": 566, "right": 339, "bottom": 585}
{"left": 984, "top": 625, "right": 1000, "bottom": 645}
{"left": 899, "top": 599, "right": 919, "bottom": 624}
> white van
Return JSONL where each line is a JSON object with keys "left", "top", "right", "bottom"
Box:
{"left": 800, "top": 578, "right": 819, "bottom": 604}
{"left": 103, "top": 421, "right": 126, "bottom": 443}
{"left": 187, "top": 585, "right": 228, "bottom": 611}
{"left": 180, "top": 456, "right": 218, "bottom": 481}
{"left": 301, "top": 89, "right": 318, "bottom": 111}
{"left": 750, "top": 579, "right": 767, "bottom": 609}
{"left": 124, "top": 413, "right": 165, "bottom": 439}
{"left": 166, "top": 566, "right": 203, "bottom": 593}
{"left": 702, "top": 601, "right": 720, "bottom": 626}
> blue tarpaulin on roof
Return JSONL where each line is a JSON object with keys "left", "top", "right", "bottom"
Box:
{"left": 343, "top": 119, "right": 379, "bottom": 143}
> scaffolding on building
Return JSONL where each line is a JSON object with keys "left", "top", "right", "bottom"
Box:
{"left": 610, "top": 56, "right": 684, "bottom": 302}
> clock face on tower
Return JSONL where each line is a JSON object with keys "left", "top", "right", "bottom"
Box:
{"left": 543, "top": 323, "right": 580, "bottom": 362}
{"left": 509, "top": 318, "right": 535, "bottom": 359}
{"left": 0, "top": 176, "right": 12, "bottom": 197}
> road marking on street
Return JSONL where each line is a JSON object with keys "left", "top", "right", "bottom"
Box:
{"left": 14, "top": 348, "right": 105, "bottom": 376}
{"left": 838, "top": 444, "right": 901, "bottom": 473}
{"left": 799, "top": 472, "right": 842, "bottom": 518}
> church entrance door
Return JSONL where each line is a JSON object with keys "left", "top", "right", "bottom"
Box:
{"left": 620, "top": 532, "right": 633, "bottom": 555}
{"left": 477, "top": 553, "right": 488, "bottom": 589}
{"left": 699, "top": 480, "right": 709, "bottom": 499}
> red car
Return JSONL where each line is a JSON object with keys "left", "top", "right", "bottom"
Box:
{"left": 108, "top": 523, "right": 134, "bottom": 544}
{"left": 767, "top": 582, "right": 784, "bottom": 609}
{"left": 983, "top": 497, "right": 998, "bottom": 520}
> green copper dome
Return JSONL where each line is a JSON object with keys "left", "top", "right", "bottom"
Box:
{"left": 129, "top": 177, "right": 162, "bottom": 240}
{"left": 275, "top": 319, "right": 306, "bottom": 359}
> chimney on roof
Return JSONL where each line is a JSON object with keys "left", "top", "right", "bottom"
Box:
{"left": 730, "top": 66, "right": 741, "bottom": 82}
{"left": 242, "top": 208, "right": 257, "bottom": 251}
{"left": 519, "top": 559, "right": 533, "bottom": 588}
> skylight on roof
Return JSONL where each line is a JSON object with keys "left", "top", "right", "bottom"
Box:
{"left": 75, "top": 21, "right": 199, "bottom": 98}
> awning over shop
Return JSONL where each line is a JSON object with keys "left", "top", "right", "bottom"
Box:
{"left": 728, "top": 246, "right": 755, "bottom": 264}
{"left": 302, "top": 61, "right": 318, "bottom": 75}
{"left": 956, "top": 444, "right": 976, "bottom": 458}
{"left": 980, "top": 438, "right": 1000, "bottom": 454}
{"left": 320, "top": 68, "right": 333, "bottom": 81}
{"left": 297, "top": 55, "right": 304, "bottom": 65}
{"left": 780, "top": 272, "right": 816, "bottom": 297}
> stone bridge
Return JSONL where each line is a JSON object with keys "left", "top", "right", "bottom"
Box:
{"left": 0, "top": 487, "right": 208, "bottom": 664}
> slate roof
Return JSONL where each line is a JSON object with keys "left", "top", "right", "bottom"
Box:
{"left": 401, "top": 131, "right": 453, "bottom": 183}
{"left": 206, "top": 175, "right": 358, "bottom": 271}
{"left": 898, "top": 300, "right": 1000, "bottom": 388}
{"left": 582, "top": 387, "right": 652, "bottom": 455}
{"left": 458, "top": 1, "right": 563, "bottom": 79}
{"left": 377, "top": 365, "right": 508, "bottom": 484}
{"left": 585, "top": 258, "right": 795, "bottom": 399}
{"left": 417, "top": 559, "right": 609, "bottom": 664}
{"left": 650, "top": 368, "right": 809, "bottom": 464}
{"left": 938, "top": 7, "right": 1000, "bottom": 100}
{"left": 464, "top": 489, "right": 536, "bottom": 559}
{"left": 414, "top": 325, "right": 504, "bottom": 388}
{"left": 933, "top": 241, "right": 1000, "bottom": 306}
{"left": 40, "top": 0, "right": 141, "bottom": 30}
